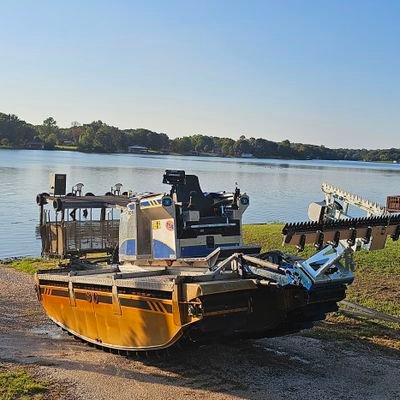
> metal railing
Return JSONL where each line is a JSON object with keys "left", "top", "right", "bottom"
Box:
{"left": 40, "top": 210, "right": 119, "bottom": 257}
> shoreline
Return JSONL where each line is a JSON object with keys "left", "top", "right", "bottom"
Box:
{"left": 1, "top": 145, "right": 399, "bottom": 164}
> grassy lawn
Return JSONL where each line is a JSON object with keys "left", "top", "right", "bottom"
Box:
{"left": 0, "top": 366, "right": 48, "bottom": 400}
{"left": 243, "top": 224, "right": 400, "bottom": 318}
{"left": 3, "top": 252, "right": 106, "bottom": 274}
{"left": 3, "top": 258, "right": 60, "bottom": 275}
{"left": 54, "top": 144, "right": 78, "bottom": 151}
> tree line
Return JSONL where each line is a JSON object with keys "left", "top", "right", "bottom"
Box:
{"left": 0, "top": 111, "right": 399, "bottom": 162}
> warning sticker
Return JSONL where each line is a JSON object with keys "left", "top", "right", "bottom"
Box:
{"left": 152, "top": 220, "right": 161, "bottom": 230}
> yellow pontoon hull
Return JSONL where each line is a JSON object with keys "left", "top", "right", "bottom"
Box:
{"left": 35, "top": 268, "right": 309, "bottom": 351}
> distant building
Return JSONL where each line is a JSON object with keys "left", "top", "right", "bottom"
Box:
{"left": 241, "top": 153, "right": 254, "bottom": 158}
{"left": 128, "top": 145, "right": 148, "bottom": 154}
{"left": 27, "top": 141, "right": 45, "bottom": 150}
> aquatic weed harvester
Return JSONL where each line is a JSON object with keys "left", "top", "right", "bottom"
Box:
{"left": 34, "top": 170, "right": 400, "bottom": 351}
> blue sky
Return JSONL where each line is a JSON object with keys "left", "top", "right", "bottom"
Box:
{"left": 0, "top": 0, "right": 399, "bottom": 148}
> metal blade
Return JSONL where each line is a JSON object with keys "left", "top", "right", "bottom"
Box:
{"left": 282, "top": 215, "right": 400, "bottom": 251}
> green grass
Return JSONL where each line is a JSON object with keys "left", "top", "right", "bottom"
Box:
{"left": 243, "top": 223, "right": 400, "bottom": 272}
{"left": 54, "top": 144, "right": 78, "bottom": 151}
{"left": 0, "top": 367, "right": 48, "bottom": 400}
{"left": 243, "top": 223, "right": 400, "bottom": 268}
{"left": 4, "top": 252, "right": 109, "bottom": 275}
{"left": 243, "top": 223, "right": 316, "bottom": 257}
{"left": 353, "top": 239, "right": 400, "bottom": 274}
{"left": 4, "top": 258, "right": 59, "bottom": 275}
{"left": 243, "top": 224, "right": 400, "bottom": 318}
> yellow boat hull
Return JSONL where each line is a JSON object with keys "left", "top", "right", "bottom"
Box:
{"left": 35, "top": 268, "right": 309, "bottom": 351}
{"left": 38, "top": 283, "right": 186, "bottom": 350}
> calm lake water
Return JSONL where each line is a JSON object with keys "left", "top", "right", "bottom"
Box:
{"left": 1, "top": 149, "right": 400, "bottom": 258}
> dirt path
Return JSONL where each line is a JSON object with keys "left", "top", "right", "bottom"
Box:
{"left": 0, "top": 265, "right": 399, "bottom": 400}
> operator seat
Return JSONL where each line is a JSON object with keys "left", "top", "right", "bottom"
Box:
{"left": 176, "top": 175, "right": 214, "bottom": 216}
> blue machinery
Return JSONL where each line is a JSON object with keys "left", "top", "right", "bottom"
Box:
{"left": 118, "top": 170, "right": 255, "bottom": 263}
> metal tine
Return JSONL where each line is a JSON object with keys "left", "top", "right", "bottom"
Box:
{"left": 284, "top": 213, "right": 400, "bottom": 236}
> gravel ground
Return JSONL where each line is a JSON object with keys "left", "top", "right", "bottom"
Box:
{"left": 0, "top": 265, "right": 399, "bottom": 400}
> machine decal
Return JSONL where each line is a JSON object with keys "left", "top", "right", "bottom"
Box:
{"left": 119, "top": 298, "right": 152, "bottom": 310}
{"left": 127, "top": 203, "right": 135, "bottom": 215}
{"left": 166, "top": 220, "right": 174, "bottom": 231}
{"left": 118, "top": 298, "right": 172, "bottom": 313}
{"left": 151, "top": 217, "right": 177, "bottom": 258}
{"left": 119, "top": 239, "right": 136, "bottom": 256}
{"left": 140, "top": 199, "right": 162, "bottom": 208}
{"left": 147, "top": 301, "right": 172, "bottom": 313}
{"left": 153, "top": 239, "right": 176, "bottom": 259}
{"left": 152, "top": 220, "right": 161, "bottom": 230}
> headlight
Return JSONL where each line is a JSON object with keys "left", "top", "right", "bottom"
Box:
{"left": 162, "top": 197, "right": 173, "bottom": 207}
{"left": 240, "top": 196, "right": 249, "bottom": 205}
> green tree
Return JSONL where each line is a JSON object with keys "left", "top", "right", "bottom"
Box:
{"left": 38, "top": 117, "right": 61, "bottom": 148}
{"left": 234, "top": 137, "right": 253, "bottom": 156}
{"left": 0, "top": 113, "right": 36, "bottom": 145}
{"left": 171, "top": 137, "right": 193, "bottom": 153}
